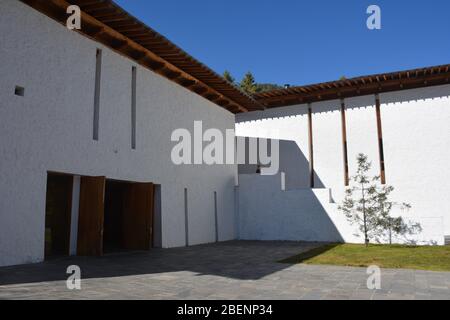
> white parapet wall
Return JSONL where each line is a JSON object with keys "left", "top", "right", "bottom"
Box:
{"left": 236, "top": 85, "right": 450, "bottom": 245}
{"left": 237, "top": 174, "right": 347, "bottom": 242}
{"left": 237, "top": 174, "right": 445, "bottom": 244}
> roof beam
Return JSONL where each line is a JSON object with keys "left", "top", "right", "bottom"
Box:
{"left": 257, "top": 70, "right": 450, "bottom": 108}
{"left": 21, "top": 0, "right": 252, "bottom": 113}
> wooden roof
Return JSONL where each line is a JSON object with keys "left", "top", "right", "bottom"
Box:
{"left": 255, "top": 64, "right": 450, "bottom": 108}
{"left": 18, "top": 1, "right": 450, "bottom": 113}
{"left": 20, "top": 0, "right": 265, "bottom": 113}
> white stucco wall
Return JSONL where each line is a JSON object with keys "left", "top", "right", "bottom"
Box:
{"left": 238, "top": 174, "right": 346, "bottom": 242}
{"left": 237, "top": 106, "right": 310, "bottom": 189}
{"left": 380, "top": 86, "right": 450, "bottom": 244}
{"left": 236, "top": 85, "right": 450, "bottom": 245}
{"left": 0, "top": 0, "right": 237, "bottom": 267}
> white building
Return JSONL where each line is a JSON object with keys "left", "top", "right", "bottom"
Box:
{"left": 236, "top": 85, "right": 450, "bottom": 245}
{"left": 0, "top": 0, "right": 449, "bottom": 267}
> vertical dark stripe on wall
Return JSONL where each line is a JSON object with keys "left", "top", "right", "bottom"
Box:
{"left": 375, "top": 94, "right": 386, "bottom": 184}
{"left": 93, "top": 49, "right": 102, "bottom": 141}
{"left": 131, "top": 66, "right": 137, "bottom": 150}
{"left": 340, "top": 99, "right": 350, "bottom": 186}
{"left": 184, "top": 188, "right": 189, "bottom": 246}
{"left": 308, "top": 104, "right": 315, "bottom": 188}
{"left": 214, "top": 191, "right": 219, "bottom": 243}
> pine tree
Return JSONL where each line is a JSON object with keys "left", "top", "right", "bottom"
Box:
{"left": 374, "top": 190, "right": 421, "bottom": 245}
{"left": 223, "top": 70, "right": 235, "bottom": 84}
{"left": 239, "top": 72, "right": 257, "bottom": 94}
{"left": 339, "top": 154, "right": 421, "bottom": 246}
{"left": 223, "top": 70, "right": 284, "bottom": 93}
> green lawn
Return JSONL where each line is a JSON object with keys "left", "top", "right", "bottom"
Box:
{"left": 280, "top": 244, "right": 450, "bottom": 272}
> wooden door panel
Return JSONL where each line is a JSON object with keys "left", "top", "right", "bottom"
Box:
{"left": 77, "top": 176, "right": 105, "bottom": 256}
{"left": 122, "top": 183, "right": 154, "bottom": 250}
{"left": 44, "top": 174, "right": 73, "bottom": 257}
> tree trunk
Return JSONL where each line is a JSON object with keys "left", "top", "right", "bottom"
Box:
{"left": 361, "top": 183, "right": 369, "bottom": 247}
{"left": 388, "top": 218, "right": 392, "bottom": 245}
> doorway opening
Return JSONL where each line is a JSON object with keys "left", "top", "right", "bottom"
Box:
{"left": 103, "top": 180, "right": 128, "bottom": 253}
{"left": 76, "top": 176, "right": 156, "bottom": 256}
{"left": 103, "top": 180, "right": 155, "bottom": 254}
{"left": 44, "top": 173, "right": 73, "bottom": 258}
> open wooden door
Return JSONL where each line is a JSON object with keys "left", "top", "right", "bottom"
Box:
{"left": 77, "top": 176, "right": 106, "bottom": 256}
{"left": 122, "top": 183, "right": 155, "bottom": 250}
{"left": 44, "top": 173, "right": 73, "bottom": 258}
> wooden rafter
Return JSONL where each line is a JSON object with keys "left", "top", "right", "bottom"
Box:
{"left": 20, "top": 0, "right": 265, "bottom": 113}
{"left": 255, "top": 64, "right": 450, "bottom": 108}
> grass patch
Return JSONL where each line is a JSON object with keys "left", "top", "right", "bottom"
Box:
{"left": 280, "top": 243, "right": 450, "bottom": 272}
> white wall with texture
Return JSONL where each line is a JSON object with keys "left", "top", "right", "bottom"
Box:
{"left": 236, "top": 85, "right": 450, "bottom": 245}
{"left": 0, "top": 0, "right": 237, "bottom": 267}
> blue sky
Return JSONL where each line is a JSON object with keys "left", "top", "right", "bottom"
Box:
{"left": 114, "top": 0, "right": 450, "bottom": 86}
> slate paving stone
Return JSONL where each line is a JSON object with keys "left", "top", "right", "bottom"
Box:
{"left": 0, "top": 241, "right": 449, "bottom": 300}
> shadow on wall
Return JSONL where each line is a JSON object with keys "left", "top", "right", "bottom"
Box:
{"left": 236, "top": 85, "right": 450, "bottom": 245}
{"left": 236, "top": 126, "right": 341, "bottom": 243}
{"left": 238, "top": 139, "right": 325, "bottom": 190}
{"left": 238, "top": 174, "right": 344, "bottom": 243}
{"left": 278, "top": 140, "right": 325, "bottom": 189}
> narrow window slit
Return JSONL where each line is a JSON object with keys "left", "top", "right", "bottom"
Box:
{"left": 131, "top": 66, "right": 137, "bottom": 150}
{"left": 93, "top": 49, "right": 102, "bottom": 141}
{"left": 184, "top": 188, "right": 189, "bottom": 247}
{"left": 214, "top": 191, "right": 218, "bottom": 243}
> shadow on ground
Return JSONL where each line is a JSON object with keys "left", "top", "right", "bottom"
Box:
{"left": 279, "top": 243, "right": 340, "bottom": 264}
{"left": 0, "top": 241, "right": 326, "bottom": 286}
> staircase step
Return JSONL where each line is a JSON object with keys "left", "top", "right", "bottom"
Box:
{"left": 445, "top": 236, "right": 450, "bottom": 246}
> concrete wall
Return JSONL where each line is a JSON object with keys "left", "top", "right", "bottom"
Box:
{"left": 0, "top": 0, "right": 237, "bottom": 267}
{"left": 238, "top": 174, "right": 347, "bottom": 242}
{"left": 236, "top": 85, "right": 450, "bottom": 245}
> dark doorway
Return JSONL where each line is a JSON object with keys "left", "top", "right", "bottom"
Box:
{"left": 103, "top": 180, "right": 128, "bottom": 253}
{"left": 103, "top": 180, "right": 155, "bottom": 253}
{"left": 44, "top": 173, "right": 73, "bottom": 258}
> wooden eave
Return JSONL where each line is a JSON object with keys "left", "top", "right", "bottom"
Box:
{"left": 16, "top": 1, "right": 450, "bottom": 113}
{"left": 20, "top": 0, "right": 265, "bottom": 114}
{"left": 254, "top": 64, "right": 450, "bottom": 108}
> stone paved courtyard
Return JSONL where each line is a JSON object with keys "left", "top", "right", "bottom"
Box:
{"left": 0, "top": 241, "right": 449, "bottom": 300}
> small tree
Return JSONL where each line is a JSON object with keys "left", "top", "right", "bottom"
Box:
{"left": 339, "top": 154, "right": 421, "bottom": 246}
{"left": 223, "top": 70, "right": 284, "bottom": 93}
{"left": 339, "top": 154, "right": 377, "bottom": 246}
{"left": 240, "top": 71, "right": 258, "bottom": 94}
{"left": 223, "top": 70, "right": 235, "bottom": 84}
{"left": 374, "top": 190, "right": 421, "bottom": 244}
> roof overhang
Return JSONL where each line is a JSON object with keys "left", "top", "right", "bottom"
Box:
{"left": 255, "top": 64, "right": 450, "bottom": 108}
{"left": 20, "top": 0, "right": 265, "bottom": 113}
{"left": 16, "top": 1, "right": 450, "bottom": 113}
